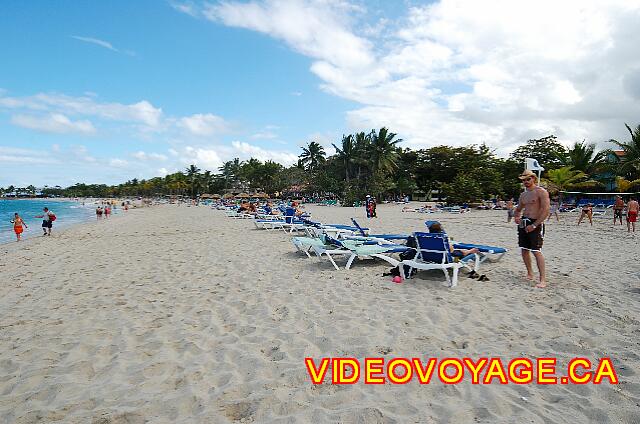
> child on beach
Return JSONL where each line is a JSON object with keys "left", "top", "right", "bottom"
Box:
{"left": 10, "top": 213, "right": 27, "bottom": 241}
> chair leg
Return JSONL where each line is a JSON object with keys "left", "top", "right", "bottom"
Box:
{"left": 451, "top": 266, "right": 459, "bottom": 288}
{"left": 322, "top": 253, "right": 340, "bottom": 270}
{"left": 442, "top": 268, "right": 451, "bottom": 286}
{"left": 304, "top": 246, "right": 313, "bottom": 258}
{"left": 345, "top": 254, "right": 356, "bottom": 270}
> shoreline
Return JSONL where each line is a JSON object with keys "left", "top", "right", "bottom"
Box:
{"left": 0, "top": 203, "right": 134, "bottom": 249}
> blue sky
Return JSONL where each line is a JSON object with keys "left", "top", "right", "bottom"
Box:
{"left": 1, "top": 0, "right": 640, "bottom": 187}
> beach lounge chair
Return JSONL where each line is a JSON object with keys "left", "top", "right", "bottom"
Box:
{"left": 312, "top": 236, "right": 412, "bottom": 270}
{"left": 451, "top": 242, "right": 507, "bottom": 268}
{"left": 399, "top": 232, "right": 477, "bottom": 287}
{"left": 292, "top": 235, "right": 329, "bottom": 257}
{"left": 349, "top": 218, "right": 408, "bottom": 241}
{"left": 424, "top": 220, "right": 506, "bottom": 270}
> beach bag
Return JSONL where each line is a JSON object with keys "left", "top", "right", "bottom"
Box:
{"left": 385, "top": 237, "right": 417, "bottom": 277}
{"left": 49, "top": 214, "right": 57, "bottom": 222}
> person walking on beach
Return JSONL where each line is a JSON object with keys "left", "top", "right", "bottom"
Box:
{"left": 627, "top": 197, "right": 639, "bottom": 233}
{"left": 96, "top": 206, "right": 103, "bottom": 219}
{"left": 35, "top": 207, "right": 55, "bottom": 236}
{"left": 577, "top": 203, "right": 593, "bottom": 226}
{"left": 10, "top": 213, "right": 27, "bottom": 241}
{"left": 513, "top": 170, "right": 550, "bottom": 288}
{"left": 365, "top": 195, "right": 377, "bottom": 218}
{"left": 613, "top": 196, "right": 625, "bottom": 225}
{"left": 547, "top": 198, "right": 560, "bottom": 222}
{"left": 506, "top": 199, "right": 515, "bottom": 223}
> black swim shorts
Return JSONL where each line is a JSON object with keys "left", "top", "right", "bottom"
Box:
{"left": 518, "top": 217, "right": 544, "bottom": 251}
{"left": 42, "top": 220, "right": 52, "bottom": 228}
{"left": 614, "top": 209, "right": 623, "bottom": 218}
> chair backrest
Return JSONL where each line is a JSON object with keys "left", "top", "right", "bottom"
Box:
{"left": 324, "top": 234, "right": 344, "bottom": 248}
{"left": 413, "top": 232, "right": 453, "bottom": 263}
{"left": 284, "top": 207, "right": 296, "bottom": 223}
{"left": 350, "top": 218, "right": 367, "bottom": 236}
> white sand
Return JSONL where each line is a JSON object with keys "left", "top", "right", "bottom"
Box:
{"left": 1, "top": 203, "right": 639, "bottom": 423}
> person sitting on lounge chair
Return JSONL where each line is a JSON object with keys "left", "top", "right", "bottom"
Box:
{"left": 291, "top": 201, "right": 305, "bottom": 216}
{"left": 427, "top": 222, "right": 480, "bottom": 258}
{"left": 263, "top": 201, "right": 279, "bottom": 215}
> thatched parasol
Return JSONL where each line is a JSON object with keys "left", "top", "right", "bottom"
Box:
{"left": 237, "top": 192, "right": 250, "bottom": 198}
{"left": 200, "top": 193, "right": 212, "bottom": 199}
{"left": 212, "top": 194, "right": 221, "bottom": 199}
{"left": 223, "top": 193, "right": 235, "bottom": 199}
{"left": 255, "top": 192, "right": 269, "bottom": 198}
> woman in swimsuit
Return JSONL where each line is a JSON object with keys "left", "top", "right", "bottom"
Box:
{"left": 11, "top": 213, "right": 28, "bottom": 242}
{"left": 577, "top": 203, "right": 593, "bottom": 226}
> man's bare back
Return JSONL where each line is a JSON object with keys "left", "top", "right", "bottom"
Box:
{"left": 629, "top": 200, "right": 639, "bottom": 212}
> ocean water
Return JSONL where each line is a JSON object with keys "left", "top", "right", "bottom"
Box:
{"left": 0, "top": 199, "right": 96, "bottom": 244}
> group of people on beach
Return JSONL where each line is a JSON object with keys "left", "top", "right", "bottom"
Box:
{"left": 576, "top": 196, "right": 638, "bottom": 230}
{"left": 236, "top": 200, "right": 305, "bottom": 217}
{"left": 10, "top": 207, "right": 55, "bottom": 241}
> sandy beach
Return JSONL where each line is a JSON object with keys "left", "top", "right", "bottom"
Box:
{"left": 1, "top": 203, "right": 639, "bottom": 423}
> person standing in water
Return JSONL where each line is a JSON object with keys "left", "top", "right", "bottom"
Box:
{"left": 11, "top": 213, "right": 28, "bottom": 241}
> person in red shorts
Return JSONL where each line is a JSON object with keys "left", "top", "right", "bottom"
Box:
{"left": 11, "top": 212, "right": 28, "bottom": 241}
{"left": 627, "top": 197, "right": 639, "bottom": 233}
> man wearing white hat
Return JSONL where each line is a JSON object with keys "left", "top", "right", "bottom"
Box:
{"left": 513, "top": 170, "right": 550, "bottom": 288}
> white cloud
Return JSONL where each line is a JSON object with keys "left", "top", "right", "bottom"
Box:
{"left": 190, "top": 0, "right": 640, "bottom": 152}
{"left": 181, "top": 146, "right": 225, "bottom": 169}
{"left": 178, "top": 113, "right": 229, "bottom": 136}
{"left": 231, "top": 141, "right": 298, "bottom": 164}
{"left": 71, "top": 35, "right": 135, "bottom": 56}
{"left": 132, "top": 151, "right": 168, "bottom": 161}
{"left": 251, "top": 131, "right": 277, "bottom": 140}
{"left": 203, "top": 0, "right": 374, "bottom": 69}
{"left": 11, "top": 113, "right": 96, "bottom": 134}
{"left": 0, "top": 92, "right": 163, "bottom": 129}
{"left": 170, "top": 1, "right": 200, "bottom": 17}
{"left": 71, "top": 145, "right": 97, "bottom": 163}
{"left": 109, "top": 158, "right": 129, "bottom": 167}
{"left": 0, "top": 147, "right": 59, "bottom": 164}
{"left": 72, "top": 36, "right": 119, "bottom": 52}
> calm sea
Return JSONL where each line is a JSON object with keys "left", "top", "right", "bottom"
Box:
{"left": 0, "top": 199, "right": 96, "bottom": 244}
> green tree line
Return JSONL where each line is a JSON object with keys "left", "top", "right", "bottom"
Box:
{"left": 2, "top": 124, "right": 638, "bottom": 204}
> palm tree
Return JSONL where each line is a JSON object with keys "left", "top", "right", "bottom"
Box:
{"left": 353, "top": 131, "right": 370, "bottom": 180}
{"left": 200, "top": 170, "right": 214, "bottom": 194}
{"left": 185, "top": 164, "right": 201, "bottom": 198}
{"left": 299, "top": 141, "right": 326, "bottom": 171}
{"left": 559, "top": 141, "right": 607, "bottom": 176}
{"left": 332, "top": 134, "right": 356, "bottom": 183}
{"left": 544, "top": 166, "right": 586, "bottom": 192}
{"left": 609, "top": 123, "right": 640, "bottom": 179}
{"left": 369, "top": 127, "right": 402, "bottom": 176}
{"left": 219, "top": 158, "right": 243, "bottom": 188}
